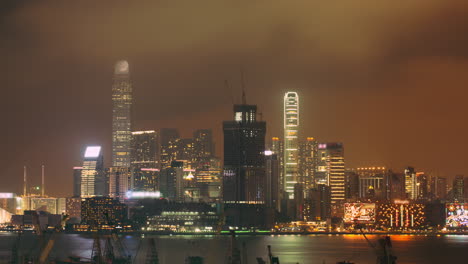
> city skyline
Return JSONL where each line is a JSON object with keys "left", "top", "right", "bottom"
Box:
{"left": 3, "top": 1, "right": 468, "bottom": 196}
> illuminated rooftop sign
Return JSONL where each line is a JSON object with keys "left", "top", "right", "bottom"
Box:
{"left": 84, "top": 146, "right": 101, "bottom": 158}
{"left": 126, "top": 191, "right": 161, "bottom": 199}
{"left": 0, "top": 193, "right": 14, "bottom": 199}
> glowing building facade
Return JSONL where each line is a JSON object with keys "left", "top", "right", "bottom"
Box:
{"left": 284, "top": 92, "right": 299, "bottom": 199}
{"left": 131, "top": 130, "right": 159, "bottom": 191}
{"left": 112, "top": 60, "right": 133, "bottom": 168}
{"left": 317, "top": 143, "right": 345, "bottom": 204}
{"left": 80, "top": 146, "right": 105, "bottom": 198}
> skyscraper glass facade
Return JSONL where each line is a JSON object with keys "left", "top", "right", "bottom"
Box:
{"left": 112, "top": 60, "right": 132, "bottom": 167}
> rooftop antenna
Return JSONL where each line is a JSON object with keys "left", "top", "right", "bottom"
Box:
{"left": 41, "top": 164, "right": 45, "bottom": 197}
{"left": 23, "top": 166, "right": 27, "bottom": 197}
{"left": 225, "top": 80, "right": 234, "bottom": 104}
{"left": 241, "top": 69, "right": 246, "bottom": 105}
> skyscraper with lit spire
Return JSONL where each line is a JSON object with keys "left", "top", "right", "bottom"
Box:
{"left": 112, "top": 60, "right": 133, "bottom": 167}
{"left": 284, "top": 92, "right": 299, "bottom": 199}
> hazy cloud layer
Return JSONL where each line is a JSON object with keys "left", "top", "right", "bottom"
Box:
{"left": 2, "top": 0, "right": 468, "bottom": 195}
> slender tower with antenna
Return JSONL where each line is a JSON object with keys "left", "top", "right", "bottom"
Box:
{"left": 41, "top": 165, "right": 45, "bottom": 197}
{"left": 23, "top": 166, "right": 27, "bottom": 197}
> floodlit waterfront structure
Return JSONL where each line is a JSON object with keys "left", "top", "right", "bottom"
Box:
{"left": 112, "top": 60, "right": 133, "bottom": 168}
{"left": 284, "top": 92, "right": 299, "bottom": 199}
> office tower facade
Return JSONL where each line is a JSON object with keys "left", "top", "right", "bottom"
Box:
{"left": 345, "top": 170, "right": 359, "bottom": 200}
{"left": 317, "top": 143, "right": 345, "bottom": 204}
{"left": 431, "top": 176, "right": 447, "bottom": 200}
{"left": 271, "top": 137, "right": 284, "bottom": 195}
{"left": 159, "top": 128, "right": 180, "bottom": 169}
{"left": 453, "top": 175, "right": 464, "bottom": 202}
{"left": 265, "top": 152, "right": 280, "bottom": 210}
{"left": 223, "top": 103, "right": 267, "bottom": 204}
{"left": 416, "top": 172, "right": 429, "bottom": 200}
{"left": 112, "top": 60, "right": 133, "bottom": 168}
{"left": 193, "top": 129, "right": 215, "bottom": 162}
{"left": 283, "top": 92, "right": 300, "bottom": 199}
{"left": 304, "top": 184, "right": 331, "bottom": 221}
{"left": 299, "top": 137, "right": 318, "bottom": 189}
{"left": 109, "top": 167, "right": 132, "bottom": 202}
{"left": 131, "top": 130, "right": 159, "bottom": 191}
{"left": 81, "top": 197, "right": 127, "bottom": 226}
{"left": 405, "top": 167, "right": 417, "bottom": 200}
{"left": 355, "top": 167, "right": 387, "bottom": 199}
{"left": 159, "top": 161, "right": 185, "bottom": 201}
{"left": 73, "top": 167, "right": 82, "bottom": 197}
{"left": 388, "top": 171, "right": 406, "bottom": 200}
{"left": 80, "top": 146, "right": 105, "bottom": 198}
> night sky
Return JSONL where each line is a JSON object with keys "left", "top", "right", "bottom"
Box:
{"left": 2, "top": 0, "right": 468, "bottom": 196}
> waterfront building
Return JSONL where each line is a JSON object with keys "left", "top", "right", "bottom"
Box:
{"left": 65, "top": 197, "right": 81, "bottom": 223}
{"left": 304, "top": 184, "right": 331, "bottom": 221}
{"left": 80, "top": 146, "right": 106, "bottom": 198}
{"left": 81, "top": 197, "right": 127, "bottom": 226}
{"left": 131, "top": 130, "right": 159, "bottom": 191}
{"left": 108, "top": 166, "right": 132, "bottom": 202}
{"left": 453, "top": 175, "right": 465, "bottom": 202}
{"left": 354, "top": 167, "right": 387, "bottom": 200}
{"left": 159, "top": 161, "right": 185, "bottom": 201}
{"left": 283, "top": 92, "right": 299, "bottom": 199}
{"left": 388, "top": 171, "right": 406, "bottom": 200}
{"left": 112, "top": 60, "right": 133, "bottom": 168}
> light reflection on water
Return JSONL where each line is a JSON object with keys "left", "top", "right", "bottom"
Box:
{"left": 1, "top": 233, "right": 467, "bottom": 264}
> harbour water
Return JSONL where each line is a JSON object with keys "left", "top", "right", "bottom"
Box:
{"left": 1, "top": 233, "right": 467, "bottom": 264}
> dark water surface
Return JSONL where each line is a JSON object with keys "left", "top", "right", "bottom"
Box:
{"left": 1, "top": 233, "right": 467, "bottom": 264}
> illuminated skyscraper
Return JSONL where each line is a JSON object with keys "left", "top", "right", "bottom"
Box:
{"left": 317, "top": 143, "right": 345, "bottom": 204}
{"left": 299, "top": 137, "right": 318, "bottom": 189}
{"left": 284, "top": 92, "right": 299, "bottom": 199}
{"left": 131, "top": 130, "right": 158, "bottom": 191}
{"left": 80, "top": 146, "right": 105, "bottom": 198}
{"left": 112, "top": 60, "right": 133, "bottom": 167}
{"left": 271, "top": 137, "right": 284, "bottom": 195}
{"left": 405, "top": 167, "right": 417, "bottom": 200}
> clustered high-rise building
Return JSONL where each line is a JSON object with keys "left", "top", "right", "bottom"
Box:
{"left": 63, "top": 62, "right": 468, "bottom": 232}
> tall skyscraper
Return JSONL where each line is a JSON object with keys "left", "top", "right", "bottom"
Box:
{"left": 265, "top": 151, "right": 280, "bottom": 210}
{"left": 317, "top": 143, "right": 345, "bottom": 204}
{"left": 283, "top": 92, "right": 299, "bottom": 199}
{"left": 271, "top": 137, "right": 284, "bottom": 195}
{"left": 112, "top": 60, "right": 133, "bottom": 168}
{"left": 299, "top": 137, "right": 318, "bottom": 189}
{"left": 73, "top": 166, "right": 83, "bottom": 197}
{"left": 109, "top": 167, "right": 132, "bottom": 202}
{"left": 80, "top": 146, "right": 105, "bottom": 198}
{"left": 405, "top": 167, "right": 417, "bottom": 200}
{"left": 131, "top": 130, "right": 159, "bottom": 191}
{"left": 223, "top": 102, "right": 266, "bottom": 204}
{"left": 453, "top": 175, "right": 464, "bottom": 202}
